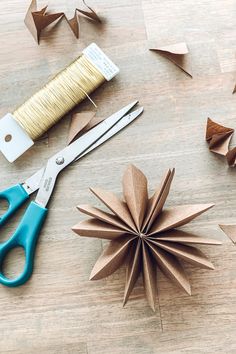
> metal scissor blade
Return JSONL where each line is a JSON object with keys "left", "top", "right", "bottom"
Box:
{"left": 35, "top": 101, "right": 140, "bottom": 207}
{"left": 49, "top": 99, "right": 139, "bottom": 166}
{"left": 22, "top": 104, "right": 142, "bottom": 196}
{"left": 22, "top": 168, "right": 45, "bottom": 195}
{"left": 75, "top": 107, "right": 144, "bottom": 160}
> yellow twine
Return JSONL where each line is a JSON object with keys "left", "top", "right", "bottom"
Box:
{"left": 13, "top": 55, "right": 105, "bottom": 140}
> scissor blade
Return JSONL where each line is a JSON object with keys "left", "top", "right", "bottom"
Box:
{"left": 23, "top": 104, "right": 143, "bottom": 196}
{"left": 75, "top": 107, "right": 144, "bottom": 160}
{"left": 35, "top": 101, "right": 140, "bottom": 207}
{"left": 51, "top": 100, "right": 139, "bottom": 165}
{"left": 22, "top": 168, "right": 45, "bottom": 195}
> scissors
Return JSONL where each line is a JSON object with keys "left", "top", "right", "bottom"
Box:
{"left": 0, "top": 101, "right": 143, "bottom": 287}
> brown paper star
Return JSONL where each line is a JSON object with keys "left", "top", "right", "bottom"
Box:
{"left": 72, "top": 165, "right": 221, "bottom": 311}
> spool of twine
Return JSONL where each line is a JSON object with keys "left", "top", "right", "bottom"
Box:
{"left": 13, "top": 54, "right": 105, "bottom": 140}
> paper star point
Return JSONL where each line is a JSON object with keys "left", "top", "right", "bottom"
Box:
{"left": 219, "top": 224, "right": 236, "bottom": 244}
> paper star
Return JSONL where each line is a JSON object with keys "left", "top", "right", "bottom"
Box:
{"left": 72, "top": 165, "right": 221, "bottom": 311}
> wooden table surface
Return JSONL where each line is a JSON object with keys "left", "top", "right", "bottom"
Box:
{"left": 0, "top": 0, "right": 236, "bottom": 353}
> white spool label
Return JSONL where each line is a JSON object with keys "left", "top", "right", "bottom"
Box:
{"left": 0, "top": 114, "right": 34, "bottom": 162}
{"left": 83, "top": 43, "right": 119, "bottom": 81}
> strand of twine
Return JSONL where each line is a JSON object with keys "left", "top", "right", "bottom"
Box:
{"left": 13, "top": 55, "right": 105, "bottom": 140}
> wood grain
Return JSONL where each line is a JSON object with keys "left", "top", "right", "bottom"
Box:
{"left": 0, "top": 0, "right": 236, "bottom": 352}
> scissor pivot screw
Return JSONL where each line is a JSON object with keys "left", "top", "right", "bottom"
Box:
{"left": 56, "top": 157, "right": 64, "bottom": 165}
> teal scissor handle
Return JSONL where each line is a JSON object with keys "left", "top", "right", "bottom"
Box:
{"left": 0, "top": 201, "right": 47, "bottom": 287}
{"left": 0, "top": 184, "right": 29, "bottom": 226}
